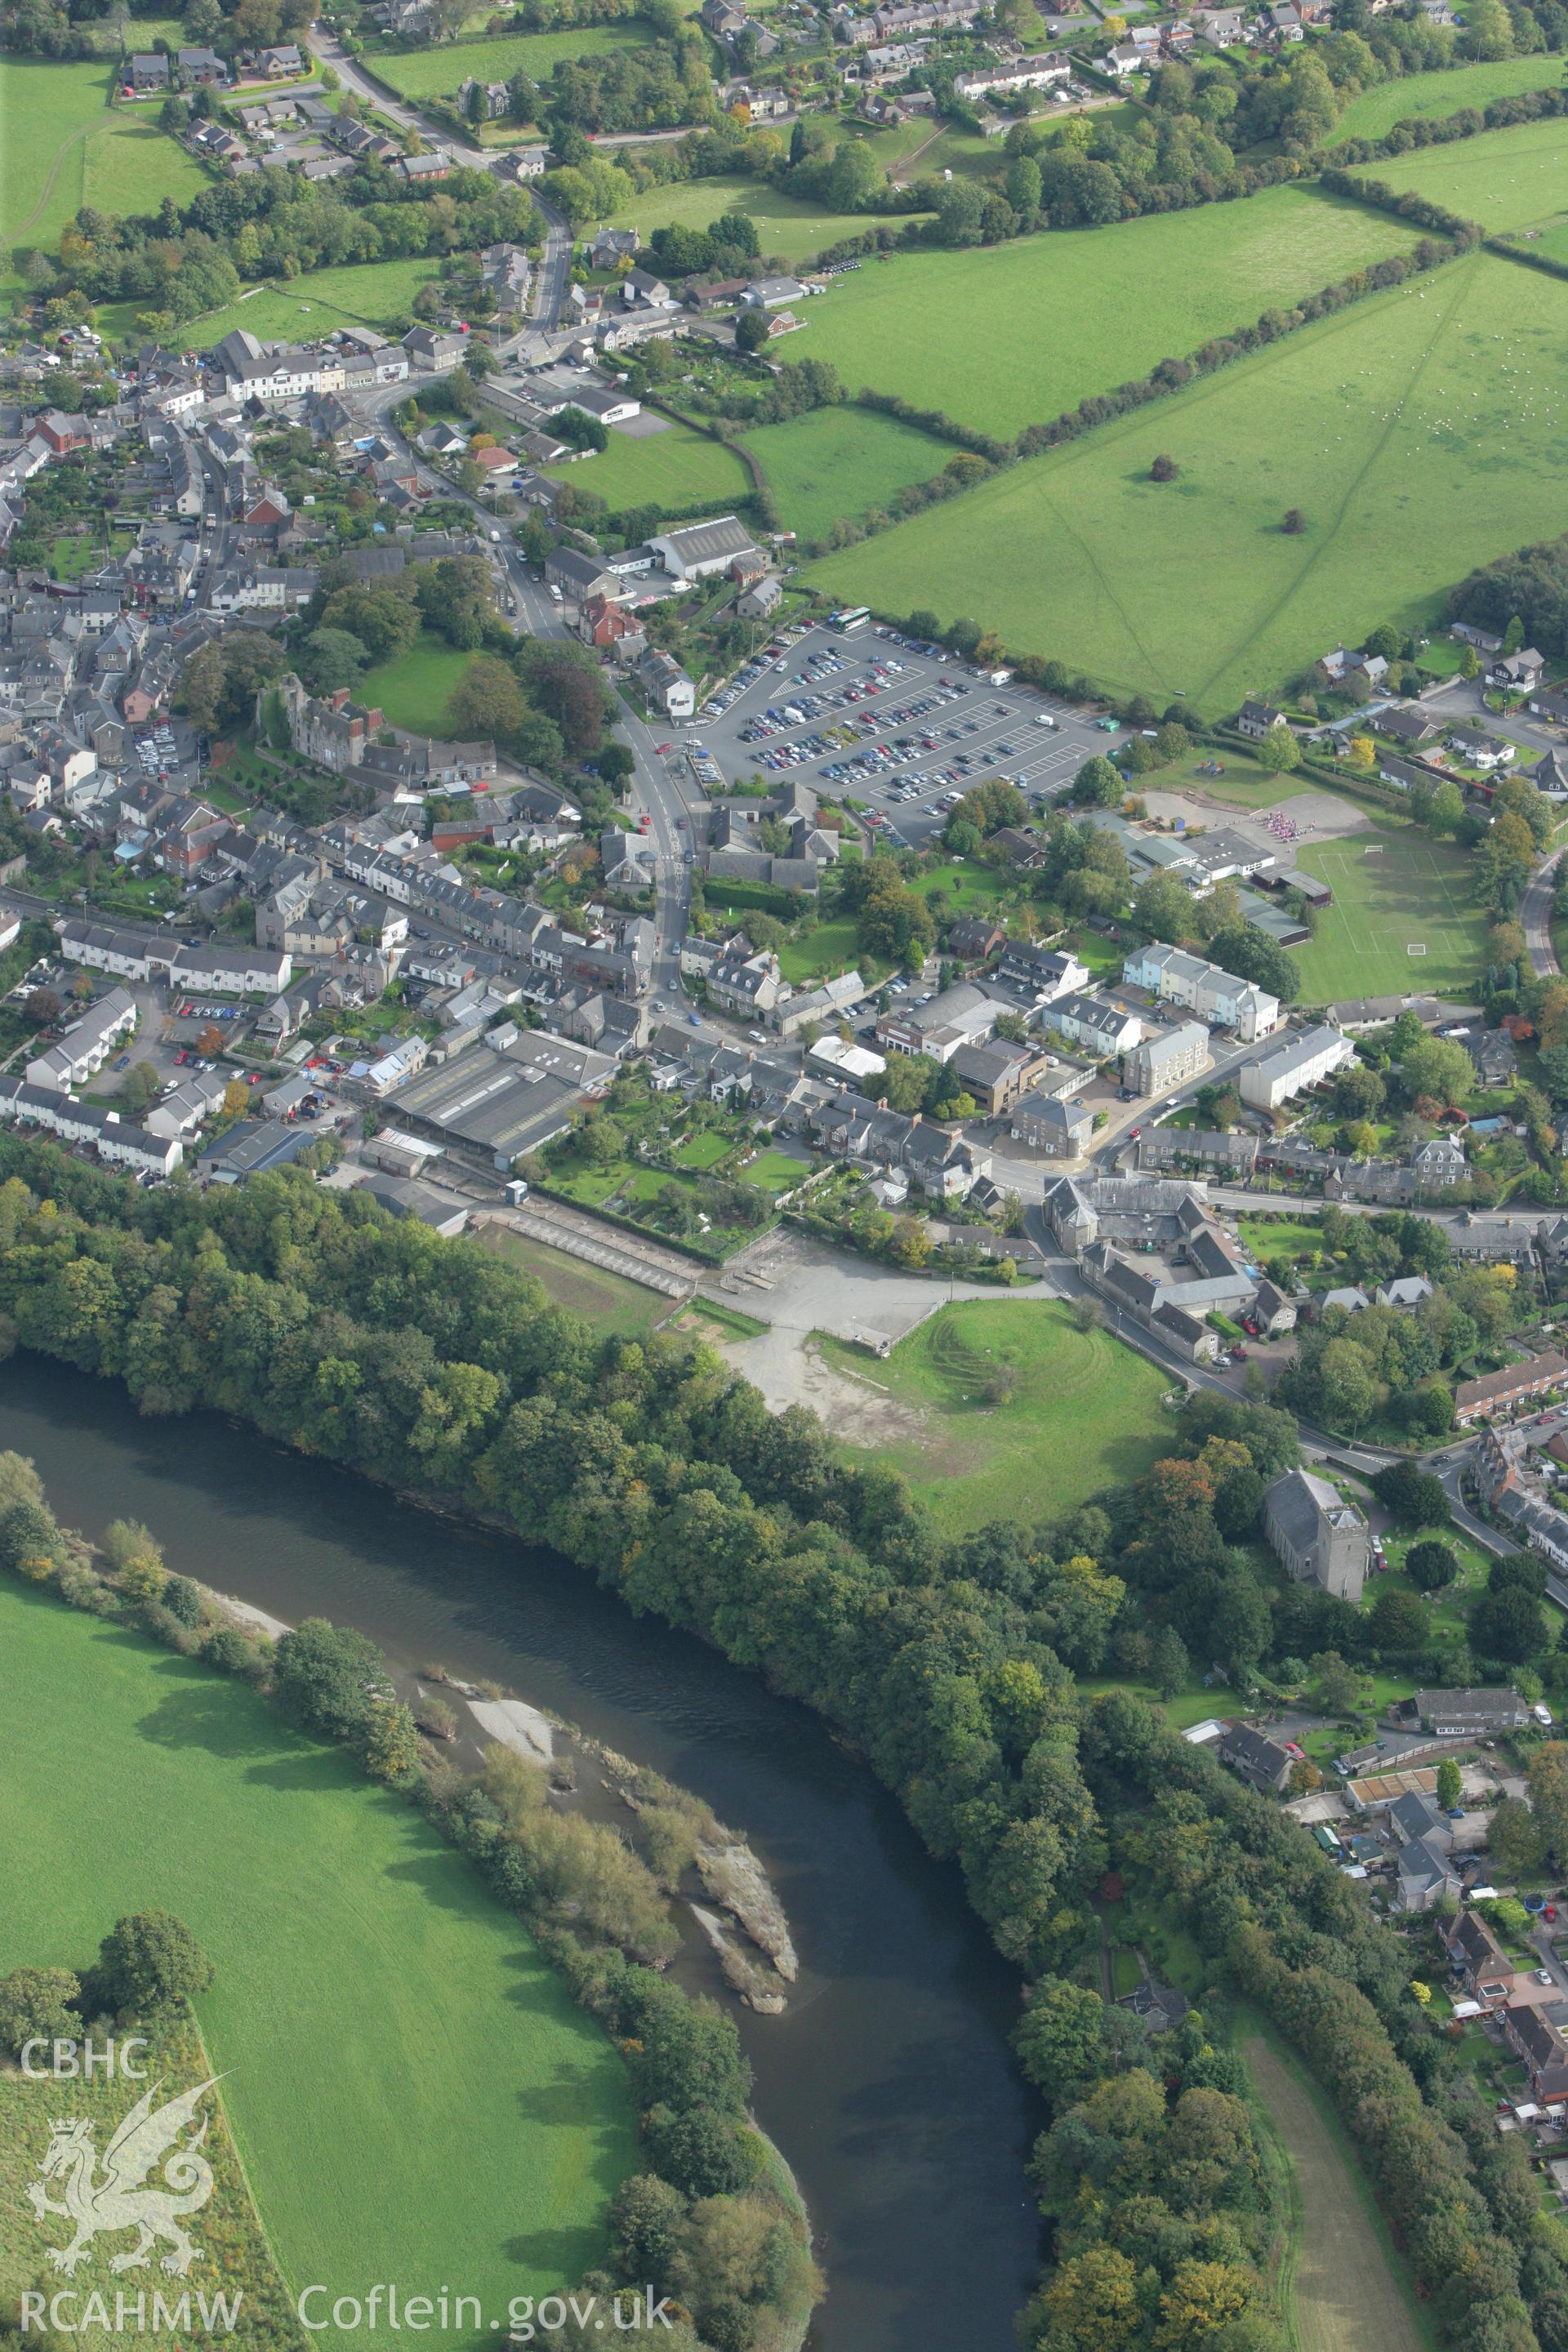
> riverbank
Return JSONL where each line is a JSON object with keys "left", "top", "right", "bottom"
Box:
{"left": 0, "top": 1352, "right": 1040, "bottom": 2352}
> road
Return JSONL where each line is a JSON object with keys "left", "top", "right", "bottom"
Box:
{"left": 305, "top": 28, "right": 572, "bottom": 330}
{"left": 1523, "top": 845, "right": 1563, "bottom": 979}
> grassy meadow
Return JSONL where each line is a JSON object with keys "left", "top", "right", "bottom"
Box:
{"left": 1370, "top": 111, "right": 1568, "bottom": 229}
{"left": 371, "top": 24, "right": 648, "bottom": 100}
{"left": 791, "top": 185, "right": 1426, "bottom": 441}
{"left": 1329, "top": 54, "right": 1568, "bottom": 143}
{"left": 1289, "top": 822, "right": 1490, "bottom": 1003}
{"left": 0, "top": 1580, "right": 638, "bottom": 2342}
{"left": 0, "top": 59, "right": 206, "bottom": 300}
{"left": 815, "top": 1298, "right": 1172, "bottom": 1536}
{"left": 547, "top": 416, "right": 750, "bottom": 510}
{"left": 744, "top": 402, "right": 956, "bottom": 541}
{"left": 808, "top": 251, "right": 1568, "bottom": 714}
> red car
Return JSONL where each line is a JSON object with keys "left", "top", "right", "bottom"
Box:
{"left": 656, "top": 742, "right": 673, "bottom": 754}
{"left": 1548, "top": 1907, "right": 1559, "bottom": 1922}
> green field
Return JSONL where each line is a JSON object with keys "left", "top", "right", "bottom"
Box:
{"left": 1330, "top": 56, "right": 1568, "bottom": 144}
{"left": 548, "top": 416, "right": 750, "bottom": 510}
{"left": 0, "top": 1581, "right": 636, "bottom": 2339}
{"left": 810, "top": 251, "right": 1568, "bottom": 713}
{"left": 1372, "top": 112, "right": 1568, "bottom": 229}
{"left": 163, "top": 257, "right": 445, "bottom": 350}
{"left": 1290, "top": 821, "right": 1489, "bottom": 1003}
{"left": 815, "top": 1298, "right": 1172, "bottom": 1535}
{"left": 360, "top": 634, "right": 478, "bottom": 734}
{"left": 0, "top": 59, "right": 207, "bottom": 298}
{"left": 472, "top": 1222, "right": 671, "bottom": 1336}
{"left": 371, "top": 24, "right": 648, "bottom": 100}
{"left": 744, "top": 403, "right": 956, "bottom": 542}
{"left": 605, "top": 172, "right": 924, "bottom": 271}
{"left": 1244, "top": 2028, "right": 1432, "bottom": 2352}
{"left": 792, "top": 185, "right": 1425, "bottom": 442}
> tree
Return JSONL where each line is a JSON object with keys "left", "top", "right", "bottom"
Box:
{"left": 0, "top": 1966, "right": 79, "bottom": 2057}
{"left": 363, "top": 1699, "right": 421, "bottom": 1782}
{"left": 1472, "top": 1581, "right": 1545, "bottom": 1664}
{"left": 1151, "top": 1624, "right": 1189, "bottom": 1699}
{"left": 1205, "top": 923, "right": 1299, "bottom": 1004}
{"left": 1530, "top": 1744, "right": 1568, "bottom": 1867}
{"left": 1437, "top": 1757, "right": 1463, "bottom": 1810}
{"left": 24, "top": 988, "right": 60, "bottom": 1028}
{"left": 1490, "top": 1793, "right": 1546, "bottom": 1874}
{"left": 1307, "top": 1648, "right": 1359, "bottom": 1715}
{"left": 272, "top": 1615, "right": 389, "bottom": 1744}
{"left": 447, "top": 655, "right": 526, "bottom": 746}
{"left": 1406, "top": 1537, "right": 1458, "bottom": 1591}
{"left": 1074, "top": 755, "right": 1124, "bottom": 808}
{"left": 298, "top": 626, "right": 370, "bottom": 694}
{"left": 906, "top": 609, "right": 941, "bottom": 642}
{"left": 1372, "top": 1459, "right": 1450, "bottom": 1528}
{"left": 1012, "top": 1976, "right": 1107, "bottom": 2100}
{"left": 1370, "top": 1585, "right": 1427, "bottom": 1651}
{"left": 97, "top": 1911, "right": 214, "bottom": 2013}
{"left": 1282, "top": 508, "right": 1307, "bottom": 535}
{"left": 609, "top": 2175, "right": 686, "bottom": 2294}
{"left": 1401, "top": 1035, "right": 1477, "bottom": 1107}
{"left": 1150, "top": 453, "right": 1178, "bottom": 483}
{"left": 735, "top": 308, "right": 771, "bottom": 354}
{"left": 1258, "top": 719, "right": 1300, "bottom": 774}
{"left": 121, "top": 1062, "right": 160, "bottom": 1117}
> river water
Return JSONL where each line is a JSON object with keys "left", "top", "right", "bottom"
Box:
{"left": 0, "top": 1357, "right": 1043, "bottom": 2352}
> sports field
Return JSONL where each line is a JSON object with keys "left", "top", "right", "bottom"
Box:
{"left": 1371, "top": 113, "right": 1568, "bottom": 230}
{"left": 371, "top": 24, "right": 648, "bottom": 100}
{"left": 0, "top": 59, "right": 206, "bottom": 298}
{"left": 0, "top": 1581, "right": 637, "bottom": 2338}
{"left": 604, "top": 173, "right": 925, "bottom": 271}
{"left": 814, "top": 1298, "right": 1171, "bottom": 1536}
{"left": 546, "top": 416, "right": 750, "bottom": 510}
{"left": 1329, "top": 55, "right": 1568, "bottom": 144}
{"left": 809, "top": 251, "right": 1568, "bottom": 714}
{"left": 359, "top": 633, "right": 476, "bottom": 735}
{"left": 1245, "top": 2029, "right": 1431, "bottom": 2352}
{"left": 791, "top": 185, "right": 1425, "bottom": 441}
{"left": 744, "top": 403, "right": 955, "bottom": 542}
{"left": 1289, "top": 822, "right": 1488, "bottom": 1004}
{"left": 167, "top": 258, "right": 444, "bottom": 350}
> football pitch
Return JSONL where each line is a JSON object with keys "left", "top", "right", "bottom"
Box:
{"left": 1288, "top": 825, "right": 1488, "bottom": 1004}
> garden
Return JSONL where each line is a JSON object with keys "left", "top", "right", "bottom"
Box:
{"left": 530, "top": 1088, "right": 808, "bottom": 1260}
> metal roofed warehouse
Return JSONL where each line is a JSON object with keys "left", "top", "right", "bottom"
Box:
{"left": 388, "top": 1054, "right": 580, "bottom": 1167}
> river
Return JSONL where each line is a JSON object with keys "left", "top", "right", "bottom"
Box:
{"left": 0, "top": 1356, "right": 1043, "bottom": 2352}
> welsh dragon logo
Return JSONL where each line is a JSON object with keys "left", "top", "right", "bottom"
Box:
{"left": 27, "top": 2075, "right": 223, "bottom": 2278}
